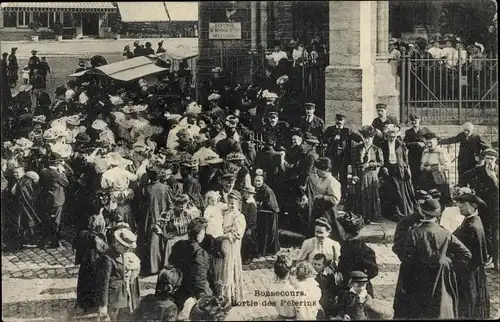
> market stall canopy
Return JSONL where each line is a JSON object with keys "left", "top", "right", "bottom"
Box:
{"left": 81, "top": 56, "right": 170, "bottom": 82}
{"left": 116, "top": 2, "right": 198, "bottom": 22}
{"left": 154, "top": 45, "right": 198, "bottom": 61}
{"left": 0, "top": 2, "right": 116, "bottom": 12}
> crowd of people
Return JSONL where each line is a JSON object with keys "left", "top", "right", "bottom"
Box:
{"left": 0, "top": 37, "right": 498, "bottom": 320}
{"left": 388, "top": 34, "right": 498, "bottom": 101}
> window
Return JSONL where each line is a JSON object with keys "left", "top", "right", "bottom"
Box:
{"left": 3, "top": 12, "right": 17, "bottom": 27}
{"left": 33, "top": 11, "right": 49, "bottom": 27}
{"left": 17, "top": 11, "right": 30, "bottom": 27}
{"left": 48, "top": 12, "right": 61, "bottom": 28}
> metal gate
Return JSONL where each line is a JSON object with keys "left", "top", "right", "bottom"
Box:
{"left": 299, "top": 55, "right": 327, "bottom": 120}
{"left": 400, "top": 54, "right": 498, "bottom": 125}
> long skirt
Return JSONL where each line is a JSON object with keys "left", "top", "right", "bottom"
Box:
{"left": 419, "top": 170, "right": 452, "bottom": 206}
{"left": 352, "top": 170, "right": 381, "bottom": 222}
{"left": 163, "top": 233, "right": 189, "bottom": 267}
{"left": 380, "top": 165, "right": 416, "bottom": 222}
{"left": 116, "top": 202, "right": 137, "bottom": 233}
{"left": 456, "top": 265, "right": 490, "bottom": 319}
{"left": 212, "top": 238, "right": 244, "bottom": 304}
{"left": 256, "top": 210, "right": 280, "bottom": 257}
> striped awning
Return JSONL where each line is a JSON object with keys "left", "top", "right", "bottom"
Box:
{"left": 0, "top": 2, "right": 117, "bottom": 13}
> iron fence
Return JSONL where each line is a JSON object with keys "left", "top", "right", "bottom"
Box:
{"left": 399, "top": 54, "right": 498, "bottom": 125}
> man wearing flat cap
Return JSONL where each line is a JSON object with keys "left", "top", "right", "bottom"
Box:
{"left": 371, "top": 103, "right": 398, "bottom": 145}
{"left": 261, "top": 110, "right": 290, "bottom": 149}
{"left": 298, "top": 102, "right": 324, "bottom": 144}
{"left": 397, "top": 198, "right": 471, "bottom": 319}
{"left": 452, "top": 192, "right": 490, "bottom": 317}
{"left": 324, "top": 113, "right": 362, "bottom": 195}
{"left": 403, "top": 113, "right": 426, "bottom": 186}
{"left": 439, "top": 122, "right": 490, "bottom": 185}
{"left": 462, "top": 148, "right": 499, "bottom": 270}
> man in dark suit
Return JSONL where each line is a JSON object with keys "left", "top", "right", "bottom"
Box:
{"left": 323, "top": 113, "right": 362, "bottom": 197}
{"left": 298, "top": 103, "right": 324, "bottom": 144}
{"left": 398, "top": 198, "right": 471, "bottom": 319}
{"left": 254, "top": 138, "right": 282, "bottom": 186}
{"left": 463, "top": 148, "right": 499, "bottom": 271}
{"left": 261, "top": 110, "right": 290, "bottom": 149}
{"left": 39, "top": 153, "right": 70, "bottom": 248}
{"left": 403, "top": 113, "right": 426, "bottom": 187}
{"left": 169, "top": 217, "right": 219, "bottom": 310}
{"left": 439, "top": 122, "right": 490, "bottom": 185}
{"left": 452, "top": 193, "right": 490, "bottom": 318}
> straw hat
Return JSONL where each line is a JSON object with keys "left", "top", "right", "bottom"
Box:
{"left": 211, "top": 67, "right": 222, "bottom": 73}
{"left": 114, "top": 228, "right": 137, "bottom": 249}
{"left": 208, "top": 93, "right": 221, "bottom": 101}
{"left": 133, "top": 104, "right": 148, "bottom": 112}
{"left": 65, "top": 115, "right": 81, "bottom": 126}
{"left": 50, "top": 143, "right": 72, "bottom": 159}
{"left": 226, "top": 152, "right": 245, "bottom": 161}
{"left": 92, "top": 119, "right": 108, "bottom": 131}
{"left": 49, "top": 118, "right": 66, "bottom": 131}
{"left": 276, "top": 75, "right": 289, "bottom": 85}
{"left": 106, "top": 152, "right": 122, "bottom": 166}
{"left": 205, "top": 155, "right": 224, "bottom": 165}
{"left": 42, "top": 128, "right": 59, "bottom": 140}
{"left": 33, "top": 115, "right": 46, "bottom": 124}
{"left": 182, "top": 158, "right": 199, "bottom": 168}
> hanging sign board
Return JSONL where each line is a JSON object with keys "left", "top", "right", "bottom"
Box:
{"left": 209, "top": 22, "right": 242, "bottom": 40}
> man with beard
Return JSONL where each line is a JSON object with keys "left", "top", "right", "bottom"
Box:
{"left": 323, "top": 114, "right": 361, "bottom": 199}
{"left": 439, "top": 122, "right": 490, "bottom": 185}
{"left": 403, "top": 114, "right": 426, "bottom": 187}
{"left": 10, "top": 165, "right": 42, "bottom": 250}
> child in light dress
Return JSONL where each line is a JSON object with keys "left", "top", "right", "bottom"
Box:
{"left": 203, "top": 190, "right": 227, "bottom": 238}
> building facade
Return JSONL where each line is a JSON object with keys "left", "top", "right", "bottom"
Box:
{"left": 0, "top": 2, "right": 117, "bottom": 40}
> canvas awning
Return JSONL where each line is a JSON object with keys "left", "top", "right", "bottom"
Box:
{"left": 0, "top": 2, "right": 116, "bottom": 12}
{"left": 117, "top": 2, "right": 198, "bottom": 23}
{"left": 68, "top": 69, "right": 90, "bottom": 77}
{"left": 155, "top": 45, "right": 198, "bottom": 61}
{"left": 90, "top": 56, "right": 170, "bottom": 82}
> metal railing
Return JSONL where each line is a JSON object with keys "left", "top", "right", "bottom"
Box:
{"left": 399, "top": 54, "right": 498, "bottom": 125}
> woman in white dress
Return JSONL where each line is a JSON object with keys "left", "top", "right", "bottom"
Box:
{"left": 212, "top": 190, "right": 246, "bottom": 305}
{"left": 297, "top": 217, "right": 341, "bottom": 269}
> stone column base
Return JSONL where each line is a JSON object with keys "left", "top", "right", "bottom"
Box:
{"left": 376, "top": 55, "right": 400, "bottom": 122}
{"left": 324, "top": 65, "right": 376, "bottom": 129}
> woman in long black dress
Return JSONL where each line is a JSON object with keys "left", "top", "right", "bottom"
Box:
{"left": 253, "top": 170, "right": 280, "bottom": 257}
{"left": 379, "top": 125, "right": 416, "bottom": 221}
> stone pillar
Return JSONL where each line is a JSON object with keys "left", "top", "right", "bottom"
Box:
{"left": 375, "top": 1, "right": 400, "bottom": 122}
{"left": 260, "top": 1, "right": 267, "bottom": 50}
{"left": 325, "top": 1, "right": 376, "bottom": 129}
{"left": 251, "top": 1, "right": 257, "bottom": 51}
{"left": 377, "top": 1, "right": 389, "bottom": 55}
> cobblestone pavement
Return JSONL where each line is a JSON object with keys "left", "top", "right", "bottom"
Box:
{"left": 3, "top": 241, "right": 499, "bottom": 321}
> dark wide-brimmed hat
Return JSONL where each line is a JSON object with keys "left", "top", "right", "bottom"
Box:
{"left": 303, "top": 133, "right": 319, "bottom": 145}
{"left": 420, "top": 198, "right": 443, "bottom": 217}
{"left": 174, "top": 194, "right": 190, "bottom": 206}
{"left": 314, "top": 157, "right": 332, "bottom": 171}
{"left": 454, "top": 193, "right": 487, "bottom": 208}
{"left": 359, "top": 125, "right": 377, "bottom": 138}
{"left": 48, "top": 153, "right": 63, "bottom": 163}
